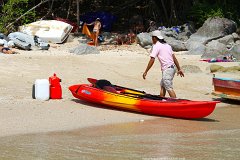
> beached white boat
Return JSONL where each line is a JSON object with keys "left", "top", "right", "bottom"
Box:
{"left": 19, "top": 20, "right": 73, "bottom": 43}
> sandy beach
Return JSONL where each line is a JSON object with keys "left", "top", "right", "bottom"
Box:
{"left": 0, "top": 38, "right": 239, "bottom": 138}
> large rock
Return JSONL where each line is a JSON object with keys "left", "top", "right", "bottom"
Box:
{"left": 217, "top": 35, "right": 234, "bottom": 45}
{"left": 236, "top": 40, "right": 240, "bottom": 45}
{"left": 229, "top": 45, "right": 240, "bottom": 60}
{"left": 232, "top": 32, "right": 240, "bottom": 40}
{"left": 161, "top": 29, "right": 178, "bottom": 39}
{"left": 186, "top": 38, "right": 207, "bottom": 55}
{"left": 186, "top": 35, "right": 209, "bottom": 51}
{"left": 194, "top": 17, "right": 237, "bottom": 38}
{"left": 136, "top": 32, "right": 152, "bottom": 47}
{"left": 165, "top": 37, "right": 187, "bottom": 51}
{"left": 177, "top": 22, "right": 196, "bottom": 41}
{"left": 187, "top": 44, "right": 206, "bottom": 55}
{"left": 201, "top": 40, "right": 228, "bottom": 58}
{"left": 187, "top": 17, "right": 237, "bottom": 56}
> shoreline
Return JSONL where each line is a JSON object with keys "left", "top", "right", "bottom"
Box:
{"left": 0, "top": 41, "right": 239, "bottom": 138}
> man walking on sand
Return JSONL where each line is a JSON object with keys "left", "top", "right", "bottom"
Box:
{"left": 86, "top": 18, "right": 101, "bottom": 46}
{"left": 143, "top": 30, "right": 184, "bottom": 98}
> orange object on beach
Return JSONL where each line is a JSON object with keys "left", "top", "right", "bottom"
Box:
{"left": 82, "top": 24, "right": 94, "bottom": 40}
{"left": 87, "top": 41, "right": 95, "bottom": 46}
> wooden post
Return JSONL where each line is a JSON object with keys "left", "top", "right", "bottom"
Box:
{"left": 76, "top": 0, "right": 80, "bottom": 33}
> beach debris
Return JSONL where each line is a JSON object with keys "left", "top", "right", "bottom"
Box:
{"left": 0, "top": 38, "right": 18, "bottom": 54}
{"left": 70, "top": 44, "right": 100, "bottom": 55}
{"left": 201, "top": 53, "right": 236, "bottom": 63}
{"left": 33, "top": 74, "right": 62, "bottom": 100}
{"left": 34, "top": 79, "right": 50, "bottom": 101}
{"left": 19, "top": 20, "right": 73, "bottom": 43}
{"left": 8, "top": 32, "right": 49, "bottom": 50}
{"left": 139, "top": 119, "right": 144, "bottom": 122}
{"left": 116, "top": 32, "right": 136, "bottom": 45}
{"left": 210, "top": 64, "right": 240, "bottom": 73}
{"left": 49, "top": 73, "right": 62, "bottom": 99}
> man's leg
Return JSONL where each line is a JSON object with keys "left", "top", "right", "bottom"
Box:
{"left": 162, "top": 68, "right": 176, "bottom": 98}
{"left": 160, "top": 86, "right": 166, "bottom": 97}
{"left": 167, "top": 89, "right": 176, "bottom": 98}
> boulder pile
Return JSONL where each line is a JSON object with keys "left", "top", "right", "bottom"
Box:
{"left": 136, "top": 17, "right": 240, "bottom": 61}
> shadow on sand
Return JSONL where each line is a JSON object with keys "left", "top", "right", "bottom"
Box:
{"left": 213, "top": 98, "right": 240, "bottom": 105}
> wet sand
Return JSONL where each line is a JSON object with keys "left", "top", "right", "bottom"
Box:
{"left": 0, "top": 104, "right": 239, "bottom": 160}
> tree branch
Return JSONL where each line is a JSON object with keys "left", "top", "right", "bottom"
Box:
{"left": 6, "top": 0, "right": 50, "bottom": 29}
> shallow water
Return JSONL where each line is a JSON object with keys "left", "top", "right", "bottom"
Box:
{"left": 0, "top": 105, "right": 240, "bottom": 160}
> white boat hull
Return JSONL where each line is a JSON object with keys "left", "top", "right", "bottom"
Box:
{"left": 19, "top": 20, "right": 73, "bottom": 43}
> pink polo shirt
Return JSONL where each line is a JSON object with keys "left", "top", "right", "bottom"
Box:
{"left": 150, "top": 41, "right": 174, "bottom": 71}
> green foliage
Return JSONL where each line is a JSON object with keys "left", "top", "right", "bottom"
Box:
{"left": 0, "top": 0, "right": 36, "bottom": 34}
{"left": 189, "top": 0, "right": 240, "bottom": 28}
{"left": 189, "top": 2, "right": 224, "bottom": 27}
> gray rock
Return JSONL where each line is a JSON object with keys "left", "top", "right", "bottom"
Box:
{"left": 144, "top": 45, "right": 152, "bottom": 49}
{"left": 201, "top": 40, "right": 227, "bottom": 58}
{"left": 186, "top": 35, "right": 208, "bottom": 51}
{"left": 177, "top": 22, "right": 196, "bottom": 41}
{"left": 229, "top": 45, "right": 240, "bottom": 60}
{"left": 161, "top": 30, "right": 178, "bottom": 39}
{"left": 217, "top": 35, "right": 234, "bottom": 45}
{"left": 187, "top": 44, "right": 206, "bottom": 55}
{"left": 70, "top": 44, "right": 100, "bottom": 55}
{"left": 177, "top": 32, "right": 189, "bottom": 41}
{"left": 235, "top": 40, "right": 240, "bottom": 45}
{"left": 195, "top": 17, "right": 237, "bottom": 38}
{"left": 232, "top": 32, "right": 240, "bottom": 40}
{"left": 186, "top": 35, "right": 208, "bottom": 56}
{"left": 186, "top": 22, "right": 196, "bottom": 34}
{"left": 136, "top": 32, "right": 152, "bottom": 47}
{"left": 165, "top": 37, "right": 187, "bottom": 51}
{"left": 186, "top": 17, "right": 237, "bottom": 56}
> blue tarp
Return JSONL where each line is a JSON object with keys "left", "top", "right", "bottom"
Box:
{"left": 80, "top": 11, "right": 117, "bottom": 32}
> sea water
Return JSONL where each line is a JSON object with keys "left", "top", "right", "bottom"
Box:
{"left": 0, "top": 105, "right": 239, "bottom": 160}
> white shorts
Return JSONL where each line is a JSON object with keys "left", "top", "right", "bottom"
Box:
{"left": 160, "top": 66, "right": 176, "bottom": 91}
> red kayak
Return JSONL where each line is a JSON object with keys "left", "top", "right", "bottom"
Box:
{"left": 69, "top": 79, "right": 219, "bottom": 119}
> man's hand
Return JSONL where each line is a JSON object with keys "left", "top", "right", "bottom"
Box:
{"left": 177, "top": 70, "right": 184, "bottom": 77}
{"left": 143, "top": 72, "right": 147, "bottom": 79}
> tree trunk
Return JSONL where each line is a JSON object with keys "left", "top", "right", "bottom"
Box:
{"left": 76, "top": 0, "right": 80, "bottom": 32}
{"left": 160, "top": 0, "right": 169, "bottom": 26}
{"left": 170, "top": 0, "right": 177, "bottom": 25}
{"left": 66, "top": 0, "right": 73, "bottom": 19}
